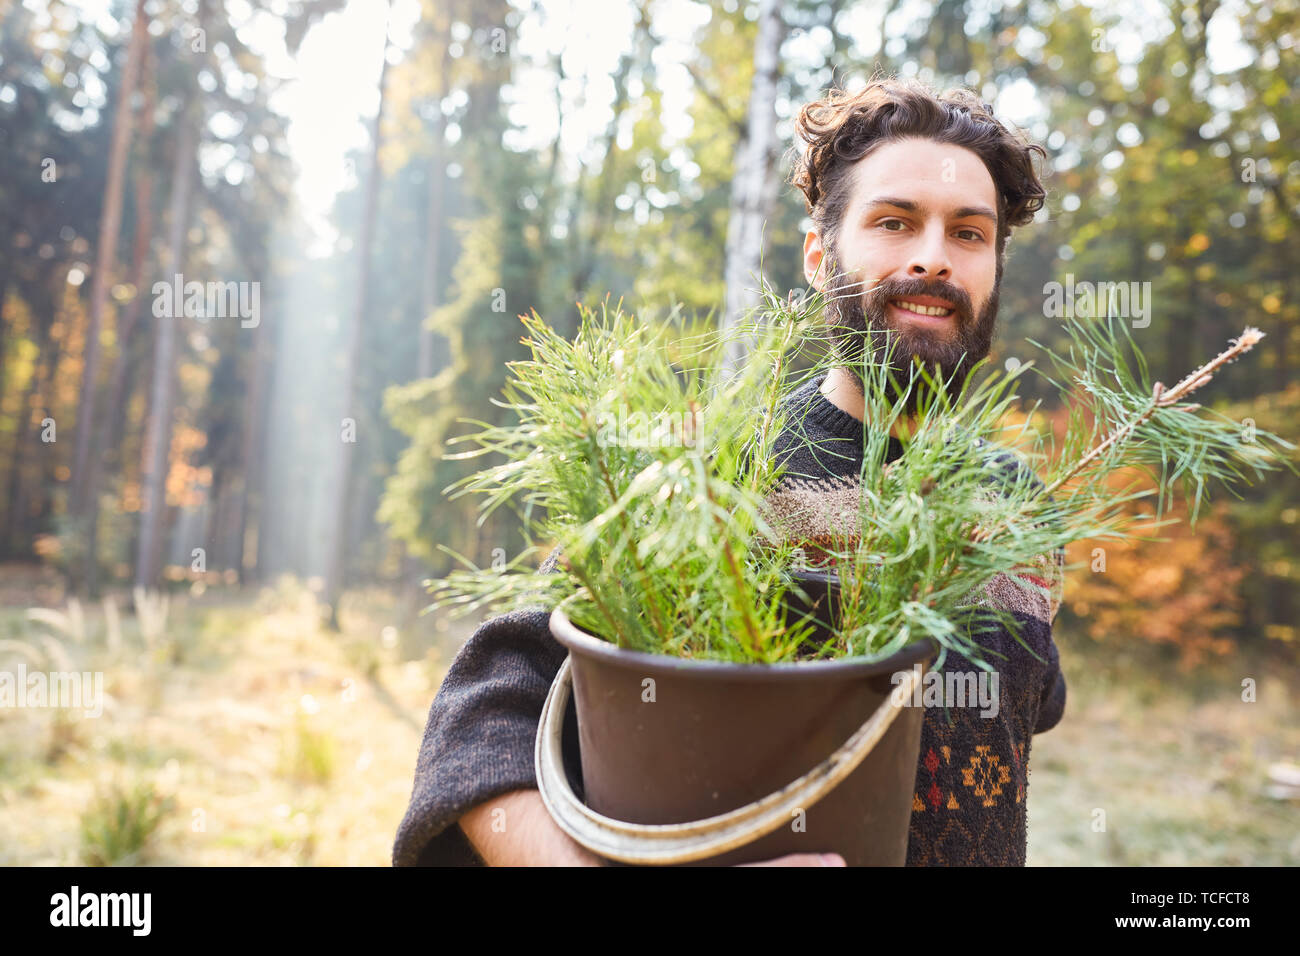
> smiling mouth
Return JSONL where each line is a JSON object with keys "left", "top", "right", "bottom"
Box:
{"left": 890, "top": 298, "right": 956, "bottom": 319}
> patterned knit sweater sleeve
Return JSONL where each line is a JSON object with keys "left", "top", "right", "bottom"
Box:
{"left": 391, "top": 547, "right": 582, "bottom": 866}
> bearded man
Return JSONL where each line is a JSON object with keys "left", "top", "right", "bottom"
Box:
{"left": 393, "top": 76, "right": 1065, "bottom": 868}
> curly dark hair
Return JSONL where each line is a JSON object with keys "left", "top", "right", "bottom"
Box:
{"left": 789, "top": 76, "right": 1047, "bottom": 262}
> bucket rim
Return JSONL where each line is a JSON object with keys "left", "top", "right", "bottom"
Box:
{"left": 549, "top": 605, "right": 938, "bottom": 682}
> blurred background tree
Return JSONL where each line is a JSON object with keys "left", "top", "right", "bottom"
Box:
{"left": 0, "top": 0, "right": 1295, "bottom": 662}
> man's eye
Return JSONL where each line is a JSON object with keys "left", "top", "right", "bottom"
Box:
{"left": 956, "top": 229, "right": 983, "bottom": 241}
{"left": 880, "top": 219, "right": 906, "bottom": 231}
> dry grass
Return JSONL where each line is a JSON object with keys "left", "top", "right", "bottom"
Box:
{"left": 1, "top": 572, "right": 1296, "bottom": 865}
{"left": 0, "top": 576, "right": 473, "bottom": 866}
{"left": 1028, "top": 634, "right": 1300, "bottom": 865}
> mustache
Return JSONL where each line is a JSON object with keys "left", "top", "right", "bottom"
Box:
{"left": 821, "top": 272, "right": 974, "bottom": 326}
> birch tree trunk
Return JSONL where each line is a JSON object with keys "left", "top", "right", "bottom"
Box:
{"left": 722, "top": 0, "right": 786, "bottom": 371}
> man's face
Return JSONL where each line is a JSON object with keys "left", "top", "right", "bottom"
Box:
{"left": 803, "top": 136, "right": 1002, "bottom": 414}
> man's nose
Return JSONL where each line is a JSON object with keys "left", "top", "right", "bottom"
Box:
{"left": 906, "top": 224, "right": 952, "bottom": 280}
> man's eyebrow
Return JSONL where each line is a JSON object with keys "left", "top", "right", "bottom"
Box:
{"left": 862, "top": 197, "right": 998, "bottom": 223}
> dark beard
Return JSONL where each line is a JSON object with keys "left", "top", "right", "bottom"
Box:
{"left": 822, "top": 256, "right": 1001, "bottom": 417}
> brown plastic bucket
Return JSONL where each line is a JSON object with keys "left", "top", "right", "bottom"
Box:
{"left": 541, "top": 571, "right": 937, "bottom": 866}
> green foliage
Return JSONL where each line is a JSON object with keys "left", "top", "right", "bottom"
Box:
{"left": 6, "top": 0, "right": 1298, "bottom": 639}
{"left": 378, "top": 138, "right": 551, "bottom": 571}
{"left": 79, "top": 776, "right": 174, "bottom": 867}
{"left": 431, "top": 291, "right": 821, "bottom": 663}
{"left": 427, "top": 281, "right": 1293, "bottom": 666}
{"left": 1030, "top": 318, "right": 1292, "bottom": 526}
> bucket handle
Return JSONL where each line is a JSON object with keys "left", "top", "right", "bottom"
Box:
{"left": 534, "top": 654, "right": 921, "bottom": 866}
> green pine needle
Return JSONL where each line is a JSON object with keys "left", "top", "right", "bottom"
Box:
{"left": 426, "top": 283, "right": 1296, "bottom": 666}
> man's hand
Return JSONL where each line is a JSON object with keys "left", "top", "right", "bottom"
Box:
{"left": 458, "top": 789, "right": 847, "bottom": 866}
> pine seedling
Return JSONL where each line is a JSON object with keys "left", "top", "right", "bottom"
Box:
{"left": 427, "top": 286, "right": 1295, "bottom": 667}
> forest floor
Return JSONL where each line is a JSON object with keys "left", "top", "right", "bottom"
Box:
{"left": 0, "top": 564, "right": 1296, "bottom": 865}
{"left": 1028, "top": 629, "right": 1300, "bottom": 865}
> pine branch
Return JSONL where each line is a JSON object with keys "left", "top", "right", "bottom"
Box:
{"left": 424, "top": 291, "right": 1295, "bottom": 665}
{"left": 1040, "top": 326, "right": 1265, "bottom": 500}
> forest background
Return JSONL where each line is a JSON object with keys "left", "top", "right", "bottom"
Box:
{"left": 0, "top": 0, "right": 1296, "bottom": 865}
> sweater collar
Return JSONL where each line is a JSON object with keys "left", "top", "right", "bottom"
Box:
{"left": 787, "top": 374, "right": 906, "bottom": 461}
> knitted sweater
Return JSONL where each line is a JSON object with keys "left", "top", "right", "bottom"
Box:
{"left": 392, "top": 373, "right": 1066, "bottom": 867}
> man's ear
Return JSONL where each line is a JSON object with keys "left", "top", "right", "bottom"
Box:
{"left": 803, "top": 230, "right": 827, "bottom": 291}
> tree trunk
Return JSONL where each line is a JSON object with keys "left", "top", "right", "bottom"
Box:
{"left": 0, "top": 261, "right": 10, "bottom": 414}
{"left": 323, "top": 6, "right": 392, "bottom": 629}
{"left": 231, "top": 284, "right": 273, "bottom": 584}
{"left": 79, "top": 34, "right": 157, "bottom": 595}
{"left": 2, "top": 286, "right": 57, "bottom": 556}
{"left": 71, "top": 0, "right": 149, "bottom": 516}
{"left": 135, "top": 95, "right": 199, "bottom": 589}
{"left": 722, "top": 0, "right": 786, "bottom": 370}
